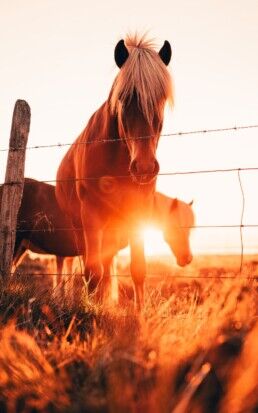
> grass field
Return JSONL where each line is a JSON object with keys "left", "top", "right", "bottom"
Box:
{"left": 0, "top": 254, "right": 258, "bottom": 412}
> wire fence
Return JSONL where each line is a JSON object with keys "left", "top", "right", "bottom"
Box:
{"left": 2, "top": 166, "right": 258, "bottom": 187}
{"left": 2, "top": 123, "right": 258, "bottom": 281}
{"left": 3, "top": 223, "right": 258, "bottom": 233}
{"left": 11, "top": 271, "right": 258, "bottom": 280}
{"left": 0, "top": 123, "right": 258, "bottom": 152}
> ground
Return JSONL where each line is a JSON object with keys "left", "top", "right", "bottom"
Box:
{"left": 0, "top": 254, "right": 257, "bottom": 413}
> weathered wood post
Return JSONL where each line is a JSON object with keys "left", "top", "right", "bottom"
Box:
{"left": 0, "top": 100, "right": 30, "bottom": 281}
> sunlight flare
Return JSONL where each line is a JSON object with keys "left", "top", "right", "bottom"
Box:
{"left": 141, "top": 225, "right": 171, "bottom": 256}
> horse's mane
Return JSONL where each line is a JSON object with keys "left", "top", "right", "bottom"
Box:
{"left": 109, "top": 34, "right": 173, "bottom": 125}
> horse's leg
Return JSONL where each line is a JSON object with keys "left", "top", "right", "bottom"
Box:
{"left": 109, "top": 256, "right": 119, "bottom": 302}
{"left": 101, "top": 229, "right": 119, "bottom": 302}
{"left": 12, "top": 239, "right": 28, "bottom": 273}
{"left": 80, "top": 205, "right": 104, "bottom": 298}
{"left": 54, "top": 256, "right": 65, "bottom": 297}
{"left": 100, "top": 255, "right": 113, "bottom": 303}
{"left": 63, "top": 257, "right": 74, "bottom": 300}
{"left": 129, "top": 230, "right": 146, "bottom": 311}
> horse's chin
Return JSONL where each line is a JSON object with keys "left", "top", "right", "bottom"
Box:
{"left": 177, "top": 261, "right": 188, "bottom": 267}
{"left": 131, "top": 173, "right": 156, "bottom": 185}
{"left": 176, "top": 256, "right": 193, "bottom": 267}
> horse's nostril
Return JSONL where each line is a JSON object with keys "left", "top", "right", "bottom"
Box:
{"left": 130, "top": 159, "right": 159, "bottom": 177}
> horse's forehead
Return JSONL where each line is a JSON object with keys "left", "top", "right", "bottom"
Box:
{"left": 174, "top": 202, "right": 193, "bottom": 225}
{"left": 122, "top": 97, "right": 163, "bottom": 127}
{"left": 182, "top": 205, "right": 194, "bottom": 226}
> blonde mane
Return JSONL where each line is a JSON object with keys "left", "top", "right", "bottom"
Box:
{"left": 109, "top": 34, "right": 174, "bottom": 125}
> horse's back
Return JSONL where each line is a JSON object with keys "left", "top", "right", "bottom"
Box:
{"left": 17, "top": 178, "right": 84, "bottom": 257}
{"left": 18, "top": 178, "right": 56, "bottom": 227}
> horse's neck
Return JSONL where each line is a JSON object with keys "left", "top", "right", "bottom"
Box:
{"left": 152, "top": 192, "right": 170, "bottom": 228}
{"left": 83, "top": 101, "right": 119, "bottom": 142}
{"left": 105, "top": 104, "right": 120, "bottom": 140}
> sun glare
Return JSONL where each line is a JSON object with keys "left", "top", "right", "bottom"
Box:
{"left": 142, "top": 226, "right": 171, "bottom": 256}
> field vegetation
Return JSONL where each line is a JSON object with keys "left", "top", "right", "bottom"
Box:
{"left": 0, "top": 254, "right": 258, "bottom": 412}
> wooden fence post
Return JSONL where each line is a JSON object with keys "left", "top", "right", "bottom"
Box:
{"left": 0, "top": 100, "right": 30, "bottom": 281}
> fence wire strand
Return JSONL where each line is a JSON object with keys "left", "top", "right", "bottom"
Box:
{"left": 2, "top": 223, "right": 258, "bottom": 234}
{"left": 11, "top": 272, "right": 258, "bottom": 280}
{"left": 2, "top": 166, "right": 258, "bottom": 188}
{"left": 0, "top": 123, "right": 258, "bottom": 152}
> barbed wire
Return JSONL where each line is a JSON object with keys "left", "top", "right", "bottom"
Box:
{"left": 0, "top": 123, "right": 258, "bottom": 153}
{"left": 2, "top": 223, "right": 258, "bottom": 234}
{"left": 11, "top": 271, "right": 258, "bottom": 280}
{"left": 2, "top": 166, "right": 258, "bottom": 188}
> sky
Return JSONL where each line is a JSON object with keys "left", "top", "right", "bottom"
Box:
{"left": 1, "top": 0, "right": 258, "bottom": 254}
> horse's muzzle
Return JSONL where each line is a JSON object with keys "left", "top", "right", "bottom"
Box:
{"left": 129, "top": 159, "right": 160, "bottom": 184}
{"left": 176, "top": 253, "right": 193, "bottom": 267}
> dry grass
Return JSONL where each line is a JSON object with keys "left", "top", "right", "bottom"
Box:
{"left": 0, "top": 255, "right": 258, "bottom": 413}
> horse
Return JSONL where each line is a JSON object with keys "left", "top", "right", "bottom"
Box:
{"left": 55, "top": 34, "right": 173, "bottom": 308}
{"left": 8, "top": 178, "right": 193, "bottom": 296}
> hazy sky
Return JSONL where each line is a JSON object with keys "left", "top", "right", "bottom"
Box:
{"left": 1, "top": 0, "right": 258, "bottom": 253}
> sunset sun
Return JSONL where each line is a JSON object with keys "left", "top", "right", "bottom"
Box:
{"left": 141, "top": 225, "right": 171, "bottom": 256}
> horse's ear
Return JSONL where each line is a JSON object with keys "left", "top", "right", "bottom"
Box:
{"left": 170, "top": 198, "right": 178, "bottom": 212}
{"left": 189, "top": 200, "right": 194, "bottom": 206}
{"left": 114, "top": 39, "right": 129, "bottom": 68}
{"left": 159, "top": 40, "right": 172, "bottom": 66}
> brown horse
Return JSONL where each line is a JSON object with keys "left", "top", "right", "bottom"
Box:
{"left": 9, "top": 179, "right": 193, "bottom": 292}
{"left": 55, "top": 34, "right": 173, "bottom": 308}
